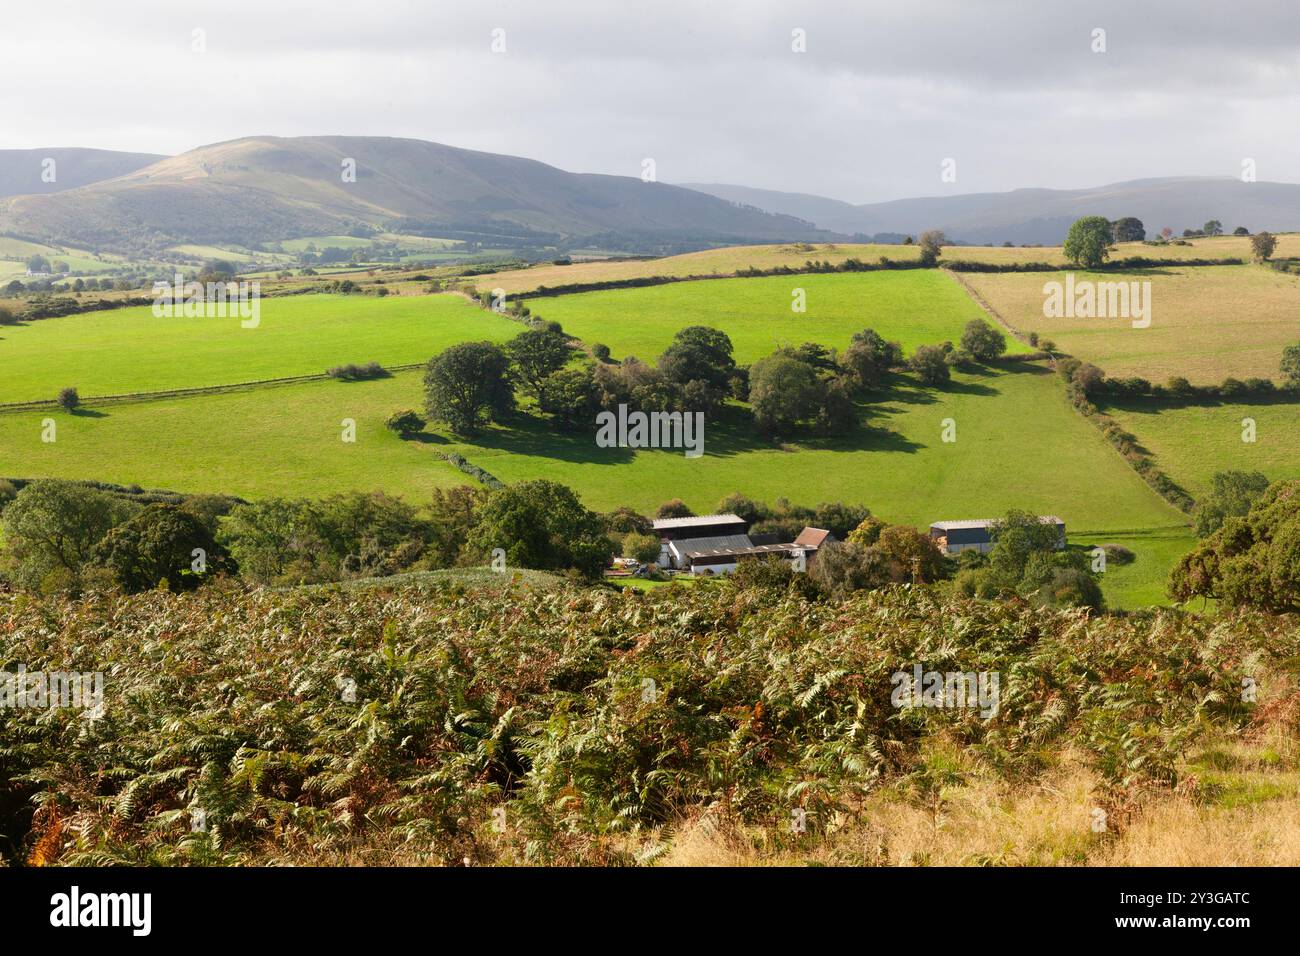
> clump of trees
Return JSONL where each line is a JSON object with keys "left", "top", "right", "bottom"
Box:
{"left": 953, "top": 510, "right": 1102, "bottom": 609}
{"left": 1194, "top": 470, "right": 1271, "bottom": 537}
{"left": 96, "top": 504, "right": 228, "bottom": 593}
{"left": 908, "top": 345, "right": 950, "bottom": 386}
{"left": 842, "top": 328, "right": 903, "bottom": 391}
{"left": 466, "top": 480, "right": 612, "bottom": 579}
{"left": 1171, "top": 479, "right": 1300, "bottom": 611}
{"left": 712, "top": 492, "right": 871, "bottom": 540}
{"left": 0, "top": 480, "right": 233, "bottom": 595}
{"left": 1110, "top": 217, "right": 1145, "bottom": 242}
{"left": 1063, "top": 216, "right": 1113, "bottom": 269}
{"left": 806, "top": 517, "right": 948, "bottom": 596}
{"left": 424, "top": 341, "right": 515, "bottom": 434}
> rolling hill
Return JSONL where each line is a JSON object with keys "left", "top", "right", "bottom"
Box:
{"left": 0, "top": 147, "right": 166, "bottom": 198}
{"left": 0, "top": 136, "right": 831, "bottom": 254}
{"left": 682, "top": 177, "right": 1300, "bottom": 245}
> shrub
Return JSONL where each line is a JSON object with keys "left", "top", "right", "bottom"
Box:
{"left": 327, "top": 361, "right": 386, "bottom": 381}
{"left": 57, "top": 387, "right": 80, "bottom": 411}
{"left": 959, "top": 319, "right": 1007, "bottom": 362}
{"left": 385, "top": 410, "right": 427, "bottom": 437}
{"left": 908, "top": 345, "right": 951, "bottom": 387}
{"left": 622, "top": 532, "right": 661, "bottom": 564}
{"left": 655, "top": 499, "right": 693, "bottom": 519}
{"left": 1099, "top": 543, "right": 1136, "bottom": 565}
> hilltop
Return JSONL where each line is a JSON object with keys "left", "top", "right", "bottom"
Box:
{"left": 0, "top": 136, "right": 830, "bottom": 255}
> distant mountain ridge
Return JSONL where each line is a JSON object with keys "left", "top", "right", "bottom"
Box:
{"left": 0, "top": 147, "right": 166, "bottom": 199}
{"left": 0, "top": 136, "right": 832, "bottom": 255}
{"left": 5, "top": 137, "right": 1297, "bottom": 256}
{"left": 681, "top": 178, "right": 1300, "bottom": 245}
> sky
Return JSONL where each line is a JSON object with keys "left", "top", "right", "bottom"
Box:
{"left": 2, "top": 0, "right": 1299, "bottom": 202}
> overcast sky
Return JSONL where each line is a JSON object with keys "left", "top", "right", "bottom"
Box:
{"left": 2, "top": 0, "right": 1298, "bottom": 202}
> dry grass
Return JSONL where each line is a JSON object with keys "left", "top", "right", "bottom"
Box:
{"left": 641, "top": 737, "right": 1300, "bottom": 867}
{"left": 243, "top": 733, "right": 1300, "bottom": 868}
{"left": 964, "top": 263, "right": 1300, "bottom": 384}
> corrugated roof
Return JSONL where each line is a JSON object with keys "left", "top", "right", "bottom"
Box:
{"left": 930, "top": 516, "right": 1064, "bottom": 531}
{"left": 688, "top": 543, "right": 802, "bottom": 560}
{"left": 671, "top": 534, "right": 753, "bottom": 554}
{"left": 653, "top": 513, "right": 745, "bottom": 530}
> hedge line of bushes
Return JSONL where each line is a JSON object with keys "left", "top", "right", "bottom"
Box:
{"left": 436, "top": 452, "right": 505, "bottom": 489}
{"left": 943, "top": 256, "right": 1245, "bottom": 274}
{"left": 1056, "top": 365, "right": 1195, "bottom": 512}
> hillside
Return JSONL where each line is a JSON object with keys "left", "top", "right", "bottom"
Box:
{"left": 683, "top": 177, "right": 1300, "bottom": 245}
{"left": 0, "top": 136, "right": 831, "bottom": 254}
{"left": 4, "top": 579, "right": 1296, "bottom": 866}
{"left": 0, "top": 147, "right": 165, "bottom": 199}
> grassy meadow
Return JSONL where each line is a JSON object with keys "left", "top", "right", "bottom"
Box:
{"left": 963, "top": 264, "right": 1300, "bottom": 383}
{"left": 0, "top": 359, "right": 1188, "bottom": 606}
{"left": 531, "top": 270, "right": 1032, "bottom": 364}
{"left": 0, "top": 373, "right": 473, "bottom": 499}
{"left": 472, "top": 235, "right": 1296, "bottom": 294}
{"left": 0, "top": 292, "right": 521, "bottom": 403}
{"left": 1103, "top": 395, "right": 1300, "bottom": 499}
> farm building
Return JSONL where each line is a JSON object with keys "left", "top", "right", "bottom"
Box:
{"left": 928, "top": 516, "right": 1065, "bottom": 555}
{"left": 652, "top": 513, "right": 749, "bottom": 567}
{"left": 651, "top": 513, "right": 836, "bottom": 574}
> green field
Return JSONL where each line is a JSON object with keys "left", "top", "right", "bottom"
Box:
{"left": 0, "top": 373, "right": 473, "bottom": 500}
{"left": 529, "top": 271, "right": 1032, "bottom": 364}
{"left": 0, "top": 293, "right": 521, "bottom": 403}
{"left": 0, "top": 358, "right": 1186, "bottom": 607}
{"left": 1104, "top": 395, "right": 1300, "bottom": 499}
{"left": 965, "top": 264, "right": 1300, "bottom": 384}
{"left": 1069, "top": 528, "right": 1197, "bottom": 609}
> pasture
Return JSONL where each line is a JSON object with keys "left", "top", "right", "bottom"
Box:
{"left": 471, "top": 235, "right": 1293, "bottom": 295}
{"left": 0, "top": 360, "right": 1188, "bottom": 606}
{"left": 0, "top": 292, "right": 521, "bottom": 403}
{"left": 0, "top": 372, "right": 473, "bottom": 500}
{"left": 963, "top": 264, "right": 1300, "bottom": 383}
{"left": 1103, "top": 395, "right": 1300, "bottom": 499}
{"left": 530, "top": 270, "right": 1032, "bottom": 364}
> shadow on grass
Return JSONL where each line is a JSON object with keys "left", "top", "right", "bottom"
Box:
{"left": 1103, "top": 391, "right": 1300, "bottom": 418}
{"left": 443, "top": 397, "right": 926, "bottom": 463}
{"left": 69, "top": 408, "right": 108, "bottom": 419}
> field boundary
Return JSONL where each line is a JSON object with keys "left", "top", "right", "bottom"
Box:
{"left": 943, "top": 269, "right": 1032, "bottom": 347}
{"left": 947, "top": 267, "right": 1195, "bottom": 517}
{"left": 0, "top": 364, "right": 428, "bottom": 413}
